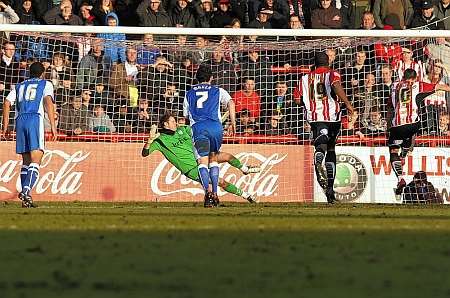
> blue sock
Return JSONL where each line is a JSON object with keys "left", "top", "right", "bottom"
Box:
{"left": 22, "top": 163, "right": 40, "bottom": 196}
{"left": 198, "top": 164, "right": 210, "bottom": 192}
{"left": 209, "top": 162, "right": 220, "bottom": 194}
{"left": 20, "top": 165, "right": 28, "bottom": 191}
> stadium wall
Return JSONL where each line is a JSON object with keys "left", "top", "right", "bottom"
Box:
{"left": 0, "top": 142, "right": 313, "bottom": 202}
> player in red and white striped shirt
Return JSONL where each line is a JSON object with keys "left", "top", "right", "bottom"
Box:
{"left": 294, "top": 52, "right": 356, "bottom": 203}
{"left": 388, "top": 68, "right": 450, "bottom": 197}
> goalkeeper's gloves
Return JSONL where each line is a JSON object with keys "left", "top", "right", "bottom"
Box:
{"left": 147, "top": 124, "right": 160, "bottom": 144}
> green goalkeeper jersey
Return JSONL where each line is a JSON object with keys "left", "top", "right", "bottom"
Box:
{"left": 148, "top": 125, "right": 198, "bottom": 175}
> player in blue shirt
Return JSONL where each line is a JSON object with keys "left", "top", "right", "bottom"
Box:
{"left": 183, "top": 65, "right": 236, "bottom": 207}
{"left": 1, "top": 62, "right": 57, "bottom": 208}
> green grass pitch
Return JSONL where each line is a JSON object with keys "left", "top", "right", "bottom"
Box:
{"left": 1, "top": 202, "right": 450, "bottom": 298}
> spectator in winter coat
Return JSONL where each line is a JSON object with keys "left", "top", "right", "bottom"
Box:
{"left": 0, "top": 1, "right": 19, "bottom": 40}
{"left": 169, "top": 0, "right": 204, "bottom": 27}
{"left": 91, "top": 0, "right": 115, "bottom": 25}
{"left": 211, "top": 0, "right": 235, "bottom": 27}
{"left": 97, "top": 12, "right": 126, "bottom": 64}
{"left": 311, "top": 0, "right": 342, "bottom": 28}
{"left": 15, "top": 0, "right": 38, "bottom": 24}
{"left": 433, "top": 0, "right": 450, "bottom": 30}
{"left": 137, "top": 0, "right": 172, "bottom": 27}
{"left": 409, "top": 0, "right": 445, "bottom": 29}
{"left": 43, "top": 0, "right": 83, "bottom": 25}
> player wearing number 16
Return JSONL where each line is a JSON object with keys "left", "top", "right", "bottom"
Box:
{"left": 1, "top": 62, "right": 57, "bottom": 208}
{"left": 183, "top": 65, "right": 236, "bottom": 207}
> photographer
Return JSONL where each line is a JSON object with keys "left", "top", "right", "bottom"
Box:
{"left": 403, "top": 171, "right": 443, "bottom": 204}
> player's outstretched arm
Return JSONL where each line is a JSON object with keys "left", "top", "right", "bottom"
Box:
{"left": 436, "top": 83, "right": 450, "bottom": 92}
{"left": 142, "top": 125, "right": 159, "bottom": 157}
{"left": 1, "top": 99, "right": 11, "bottom": 139}
{"left": 44, "top": 96, "right": 58, "bottom": 141}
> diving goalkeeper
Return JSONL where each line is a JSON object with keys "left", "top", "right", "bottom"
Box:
{"left": 141, "top": 113, "right": 260, "bottom": 203}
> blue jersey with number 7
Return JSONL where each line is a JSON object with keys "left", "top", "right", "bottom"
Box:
{"left": 183, "top": 84, "right": 232, "bottom": 125}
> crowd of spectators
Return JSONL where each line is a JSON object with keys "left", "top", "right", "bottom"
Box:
{"left": 0, "top": 0, "right": 449, "bottom": 142}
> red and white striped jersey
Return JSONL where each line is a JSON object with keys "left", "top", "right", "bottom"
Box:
{"left": 423, "top": 77, "right": 447, "bottom": 107}
{"left": 390, "top": 80, "right": 436, "bottom": 127}
{"left": 394, "top": 60, "right": 424, "bottom": 81}
{"left": 294, "top": 67, "right": 341, "bottom": 122}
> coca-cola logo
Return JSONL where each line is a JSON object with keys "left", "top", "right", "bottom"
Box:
{"left": 0, "top": 150, "right": 90, "bottom": 195}
{"left": 150, "top": 152, "right": 287, "bottom": 197}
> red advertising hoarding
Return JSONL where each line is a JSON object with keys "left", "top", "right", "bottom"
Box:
{"left": 0, "top": 142, "right": 313, "bottom": 202}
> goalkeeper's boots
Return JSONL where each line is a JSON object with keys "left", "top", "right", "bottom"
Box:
{"left": 326, "top": 187, "right": 337, "bottom": 204}
{"left": 395, "top": 178, "right": 407, "bottom": 197}
{"left": 242, "top": 165, "right": 261, "bottom": 175}
{"left": 315, "top": 164, "right": 328, "bottom": 190}
{"left": 203, "top": 192, "right": 216, "bottom": 208}
{"left": 244, "top": 193, "right": 259, "bottom": 204}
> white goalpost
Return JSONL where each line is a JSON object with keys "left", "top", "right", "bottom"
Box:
{"left": 0, "top": 25, "right": 449, "bottom": 204}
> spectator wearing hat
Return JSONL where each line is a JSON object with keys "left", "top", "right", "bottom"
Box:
{"left": 434, "top": 0, "right": 450, "bottom": 30}
{"left": 96, "top": 12, "right": 127, "bottom": 64}
{"left": 137, "top": 0, "right": 172, "bottom": 27}
{"left": 211, "top": 0, "right": 236, "bottom": 27}
{"left": 409, "top": 0, "right": 445, "bottom": 29}
{"left": 254, "top": 0, "right": 289, "bottom": 28}
{"left": 311, "top": 0, "right": 342, "bottom": 29}
{"left": 248, "top": 7, "right": 273, "bottom": 28}
{"left": 372, "top": 0, "right": 413, "bottom": 29}
{"left": 393, "top": 46, "right": 424, "bottom": 81}
{"left": 403, "top": 171, "right": 443, "bottom": 204}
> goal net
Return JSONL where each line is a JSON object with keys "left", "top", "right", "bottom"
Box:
{"left": 0, "top": 26, "right": 448, "bottom": 204}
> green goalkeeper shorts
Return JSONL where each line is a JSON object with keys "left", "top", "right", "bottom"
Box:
{"left": 184, "top": 168, "right": 200, "bottom": 183}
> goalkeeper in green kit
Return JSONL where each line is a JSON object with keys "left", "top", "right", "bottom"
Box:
{"left": 142, "top": 113, "right": 260, "bottom": 203}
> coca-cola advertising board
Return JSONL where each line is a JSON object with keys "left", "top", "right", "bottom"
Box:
{"left": 0, "top": 142, "right": 313, "bottom": 202}
{"left": 314, "top": 146, "right": 450, "bottom": 204}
